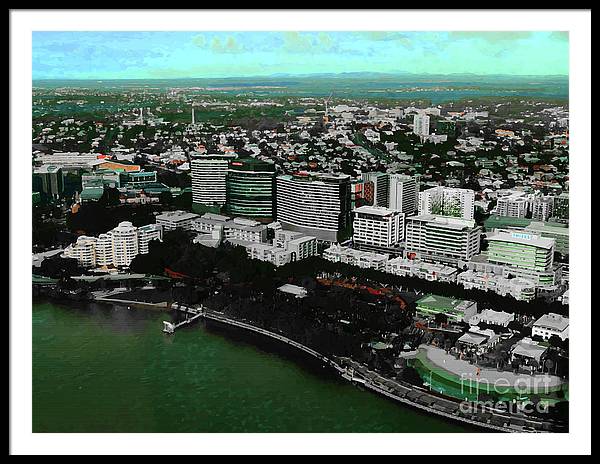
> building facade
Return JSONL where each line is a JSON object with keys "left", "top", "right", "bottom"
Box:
{"left": 156, "top": 211, "right": 200, "bottom": 231}
{"left": 63, "top": 221, "right": 163, "bottom": 268}
{"left": 405, "top": 214, "right": 481, "bottom": 264}
{"left": 226, "top": 158, "right": 276, "bottom": 219}
{"left": 360, "top": 172, "right": 389, "bottom": 207}
{"left": 191, "top": 153, "right": 237, "bottom": 210}
{"left": 352, "top": 205, "right": 404, "bottom": 253}
{"left": 275, "top": 173, "right": 351, "bottom": 242}
{"left": 418, "top": 186, "right": 475, "bottom": 220}
{"left": 388, "top": 174, "right": 418, "bottom": 214}
{"left": 413, "top": 113, "right": 430, "bottom": 136}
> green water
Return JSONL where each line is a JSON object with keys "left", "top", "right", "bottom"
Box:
{"left": 33, "top": 301, "right": 470, "bottom": 433}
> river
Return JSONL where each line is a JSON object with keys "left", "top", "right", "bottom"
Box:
{"left": 33, "top": 300, "right": 471, "bottom": 433}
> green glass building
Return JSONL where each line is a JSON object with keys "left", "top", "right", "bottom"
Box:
{"left": 226, "top": 158, "right": 276, "bottom": 219}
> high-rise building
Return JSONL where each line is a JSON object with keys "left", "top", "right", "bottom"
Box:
{"left": 226, "top": 157, "right": 276, "bottom": 219}
{"left": 138, "top": 224, "right": 164, "bottom": 254}
{"left": 413, "top": 113, "right": 430, "bottom": 136}
{"left": 33, "top": 165, "right": 64, "bottom": 198}
{"left": 495, "top": 191, "right": 529, "bottom": 218}
{"left": 63, "top": 236, "right": 97, "bottom": 267}
{"left": 350, "top": 179, "right": 366, "bottom": 210}
{"left": 276, "top": 173, "right": 351, "bottom": 242}
{"left": 111, "top": 221, "right": 140, "bottom": 267}
{"left": 63, "top": 222, "right": 163, "bottom": 268}
{"left": 389, "top": 174, "right": 418, "bottom": 214}
{"left": 352, "top": 205, "right": 405, "bottom": 253}
{"left": 486, "top": 230, "right": 557, "bottom": 286}
{"left": 95, "top": 233, "right": 113, "bottom": 267}
{"left": 552, "top": 192, "right": 569, "bottom": 222}
{"left": 437, "top": 120, "right": 456, "bottom": 137}
{"left": 360, "top": 172, "right": 389, "bottom": 207}
{"left": 419, "top": 186, "right": 475, "bottom": 220}
{"left": 191, "top": 153, "right": 237, "bottom": 211}
{"left": 487, "top": 231, "right": 554, "bottom": 272}
{"left": 531, "top": 196, "right": 554, "bottom": 222}
{"left": 405, "top": 214, "right": 481, "bottom": 264}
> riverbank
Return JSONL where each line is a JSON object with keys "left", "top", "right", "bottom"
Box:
{"left": 174, "top": 303, "right": 562, "bottom": 433}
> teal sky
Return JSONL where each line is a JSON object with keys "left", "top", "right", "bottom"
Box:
{"left": 32, "top": 31, "right": 569, "bottom": 79}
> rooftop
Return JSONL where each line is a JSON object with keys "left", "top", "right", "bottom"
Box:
{"left": 487, "top": 231, "right": 555, "bottom": 250}
{"left": 354, "top": 205, "right": 401, "bottom": 216}
{"left": 277, "top": 284, "right": 308, "bottom": 298}
{"left": 533, "top": 313, "right": 569, "bottom": 332}
{"left": 156, "top": 210, "right": 200, "bottom": 222}
{"left": 511, "top": 338, "right": 548, "bottom": 361}
{"left": 409, "top": 214, "right": 477, "bottom": 230}
{"left": 416, "top": 294, "right": 475, "bottom": 312}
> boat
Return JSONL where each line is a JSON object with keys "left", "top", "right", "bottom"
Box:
{"left": 162, "top": 321, "right": 175, "bottom": 334}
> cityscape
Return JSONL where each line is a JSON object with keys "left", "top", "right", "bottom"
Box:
{"left": 27, "top": 28, "right": 575, "bottom": 440}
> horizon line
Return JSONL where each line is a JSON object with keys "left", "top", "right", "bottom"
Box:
{"left": 32, "top": 71, "right": 569, "bottom": 81}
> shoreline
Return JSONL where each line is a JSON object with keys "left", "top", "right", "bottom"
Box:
{"left": 34, "top": 295, "right": 564, "bottom": 433}
{"left": 177, "top": 304, "right": 556, "bottom": 433}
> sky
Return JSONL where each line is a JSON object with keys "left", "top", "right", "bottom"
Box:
{"left": 32, "top": 31, "right": 569, "bottom": 80}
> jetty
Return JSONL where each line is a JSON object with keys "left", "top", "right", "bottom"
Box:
{"left": 163, "top": 303, "right": 204, "bottom": 333}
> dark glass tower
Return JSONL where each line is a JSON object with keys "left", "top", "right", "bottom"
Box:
{"left": 226, "top": 158, "right": 276, "bottom": 219}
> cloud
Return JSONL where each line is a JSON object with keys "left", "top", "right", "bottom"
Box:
{"left": 358, "top": 31, "right": 412, "bottom": 42}
{"left": 192, "top": 34, "right": 206, "bottom": 48}
{"left": 448, "top": 31, "right": 532, "bottom": 42}
{"left": 549, "top": 31, "right": 569, "bottom": 42}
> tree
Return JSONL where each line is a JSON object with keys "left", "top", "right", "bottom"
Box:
{"left": 98, "top": 187, "right": 121, "bottom": 207}
{"left": 38, "top": 256, "right": 82, "bottom": 279}
{"left": 159, "top": 191, "right": 173, "bottom": 206}
{"left": 434, "top": 312, "right": 448, "bottom": 325}
{"left": 547, "top": 334, "right": 563, "bottom": 349}
{"left": 401, "top": 366, "right": 424, "bottom": 386}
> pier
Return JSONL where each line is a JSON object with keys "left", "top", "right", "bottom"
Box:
{"left": 163, "top": 303, "right": 204, "bottom": 333}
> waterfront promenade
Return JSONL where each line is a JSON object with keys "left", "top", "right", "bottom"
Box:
{"left": 171, "top": 303, "right": 561, "bottom": 433}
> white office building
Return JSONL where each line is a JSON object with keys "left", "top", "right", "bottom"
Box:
{"left": 388, "top": 174, "right": 418, "bottom": 214}
{"left": 413, "top": 113, "right": 430, "bottom": 136}
{"left": 405, "top": 214, "right": 481, "bottom": 264}
{"left": 156, "top": 210, "right": 200, "bottom": 231}
{"left": 224, "top": 217, "right": 268, "bottom": 243}
{"left": 531, "top": 196, "right": 554, "bottom": 222}
{"left": 244, "top": 230, "right": 317, "bottom": 267}
{"left": 323, "top": 244, "right": 389, "bottom": 271}
{"left": 352, "top": 205, "right": 404, "bottom": 253}
{"left": 276, "top": 173, "right": 351, "bottom": 242}
{"left": 494, "top": 191, "right": 530, "bottom": 218}
{"left": 191, "top": 153, "right": 237, "bottom": 208}
{"left": 418, "top": 186, "right": 475, "bottom": 220}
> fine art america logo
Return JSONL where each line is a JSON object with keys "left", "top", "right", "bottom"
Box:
{"left": 456, "top": 370, "right": 564, "bottom": 415}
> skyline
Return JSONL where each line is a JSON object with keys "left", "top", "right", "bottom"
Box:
{"left": 32, "top": 31, "right": 569, "bottom": 80}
